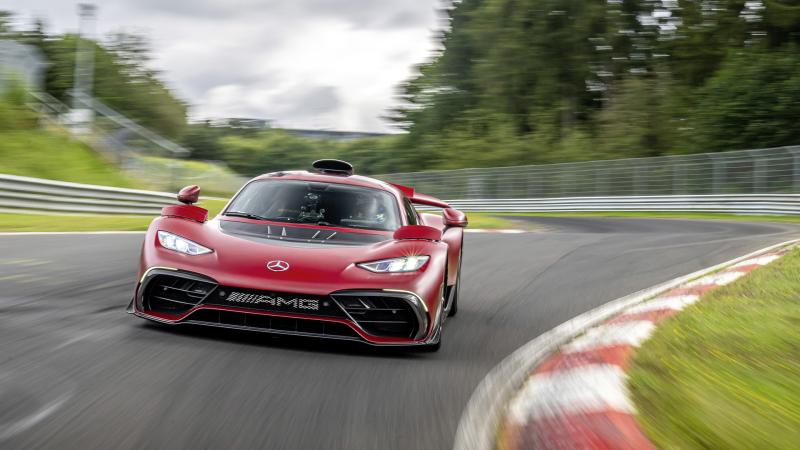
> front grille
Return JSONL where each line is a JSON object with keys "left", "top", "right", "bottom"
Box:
{"left": 333, "top": 292, "right": 420, "bottom": 339}
{"left": 143, "top": 274, "right": 217, "bottom": 315}
{"left": 203, "top": 288, "right": 346, "bottom": 318}
{"left": 185, "top": 309, "right": 359, "bottom": 339}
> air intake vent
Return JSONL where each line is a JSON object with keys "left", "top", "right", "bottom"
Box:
{"left": 143, "top": 273, "right": 217, "bottom": 315}
{"left": 312, "top": 159, "right": 354, "bottom": 176}
{"left": 185, "top": 310, "right": 360, "bottom": 339}
{"left": 332, "top": 292, "right": 422, "bottom": 339}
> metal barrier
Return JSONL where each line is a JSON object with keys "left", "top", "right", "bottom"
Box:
{"left": 441, "top": 195, "right": 800, "bottom": 215}
{"left": 2, "top": 174, "right": 800, "bottom": 217}
{"left": 380, "top": 146, "right": 800, "bottom": 199}
{"left": 0, "top": 173, "right": 176, "bottom": 215}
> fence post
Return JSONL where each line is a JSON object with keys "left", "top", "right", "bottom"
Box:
{"left": 467, "top": 177, "right": 483, "bottom": 199}
{"left": 594, "top": 164, "right": 601, "bottom": 196}
{"left": 633, "top": 163, "right": 642, "bottom": 195}
{"left": 790, "top": 146, "right": 800, "bottom": 194}
{"left": 672, "top": 161, "right": 681, "bottom": 195}
{"left": 710, "top": 154, "right": 722, "bottom": 194}
{"left": 749, "top": 150, "right": 765, "bottom": 193}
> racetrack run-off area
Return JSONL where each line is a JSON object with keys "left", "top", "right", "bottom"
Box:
{"left": 0, "top": 217, "right": 797, "bottom": 449}
{"left": 496, "top": 243, "right": 792, "bottom": 449}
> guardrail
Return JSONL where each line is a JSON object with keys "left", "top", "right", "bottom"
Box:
{"left": 381, "top": 146, "right": 800, "bottom": 199}
{"left": 441, "top": 195, "right": 800, "bottom": 215}
{"left": 0, "top": 173, "right": 177, "bottom": 215}
{"left": 2, "top": 173, "right": 799, "bottom": 217}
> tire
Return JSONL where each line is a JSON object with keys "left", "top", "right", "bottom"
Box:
{"left": 448, "top": 246, "right": 463, "bottom": 317}
{"left": 420, "top": 339, "right": 441, "bottom": 352}
{"left": 420, "top": 282, "right": 446, "bottom": 352}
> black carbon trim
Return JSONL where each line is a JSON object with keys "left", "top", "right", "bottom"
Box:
{"left": 219, "top": 220, "right": 390, "bottom": 246}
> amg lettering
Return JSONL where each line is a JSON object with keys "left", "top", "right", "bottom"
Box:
{"left": 276, "top": 298, "right": 296, "bottom": 308}
{"left": 225, "top": 292, "right": 320, "bottom": 311}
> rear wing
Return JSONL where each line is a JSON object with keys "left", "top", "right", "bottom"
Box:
{"left": 388, "top": 183, "right": 450, "bottom": 209}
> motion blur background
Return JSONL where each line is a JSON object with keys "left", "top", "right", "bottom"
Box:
{"left": 1, "top": 0, "right": 799, "bottom": 194}
{"left": 2, "top": 3, "right": 800, "bottom": 449}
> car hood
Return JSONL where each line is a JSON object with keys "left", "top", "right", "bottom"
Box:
{"left": 154, "top": 218, "right": 440, "bottom": 295}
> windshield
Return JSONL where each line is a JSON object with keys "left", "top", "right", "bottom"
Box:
{"left": 225, "top": 180, "right": 401, "bottom": 231}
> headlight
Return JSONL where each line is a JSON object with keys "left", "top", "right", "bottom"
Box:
{"left": 357, "top": 255, "right": 429, "bottom": 273}
{"left": 157, "top": 231, "right": 212, "bottom": 255}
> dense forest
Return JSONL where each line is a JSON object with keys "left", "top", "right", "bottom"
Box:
{"left": 390, "top": 0, "right": 800, "bottom": 169}
{"left": 189, "top": 0, "right": 800, "bottom": 175}
{"left": 3, "top": 1, "right": 800, "bottom": 176}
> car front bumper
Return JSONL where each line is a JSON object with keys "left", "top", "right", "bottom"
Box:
{"left": 129, "top": 267, "right": 443, "bottom": 346}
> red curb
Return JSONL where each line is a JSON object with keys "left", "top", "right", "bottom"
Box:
{"left": 503, "top": 411, "right": 655, "bottom": 450}
{"left": 727, "top": 263, "right": 762, "bottom": 272}
{"left": 535, "top": 345, "right": 634, "bottom": 374}
{"left": 497, "top": 245, "right": 791, "bottom": 450}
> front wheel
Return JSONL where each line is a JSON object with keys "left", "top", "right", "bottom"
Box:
{"left": 448, "top": 247, "right": 463, "bottom": 317}
{"left": 419, "top": 339, "right": 441, "bottom": 352}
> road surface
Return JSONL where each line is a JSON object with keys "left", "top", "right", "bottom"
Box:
{"left": 0, "top": 217, "right": 796, "bottom": 449}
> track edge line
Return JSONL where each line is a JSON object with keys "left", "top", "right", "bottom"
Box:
{"left": 452, "top": 238, "right": 800, "bottom": 450}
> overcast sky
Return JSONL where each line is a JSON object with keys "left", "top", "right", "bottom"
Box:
{"left": 5, "top": 1, "right": 443, "bottom": 132}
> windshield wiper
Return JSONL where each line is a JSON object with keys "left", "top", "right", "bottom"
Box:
{"left": 225, "top": 211, "right": 269, "bottom": 221}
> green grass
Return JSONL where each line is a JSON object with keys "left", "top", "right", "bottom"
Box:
{"left": 493, "top": 211, "right": 800, "bottom": 224}
{"left": 1, "top": 205, "right": 795, "bottom": 233}
{"left": 134, "top": 155, "right": 243, "bottom": 196}
{"left": 629, "top": 248, "right": 800, "bottom": 449}
{"left": 0, "top": 203, "right": 531, "bottom": 233}
{"left": 0, "top": 129, "right": 142, "bottom": 188}
{"left": 465, "top": 212, "right": 533, "bottom": 230}
{"left": 0, "top": 199, "right": 228, "bottom": 232}
{"left": 0, "top": 213, "right": 154, "bottom": 232}
{"left": 200, "top": 199, "right": 227, "bottom": 216}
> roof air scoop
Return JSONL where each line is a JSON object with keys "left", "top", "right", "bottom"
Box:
{"left": 312, "top": 159, "right": 354, "bottom": 176}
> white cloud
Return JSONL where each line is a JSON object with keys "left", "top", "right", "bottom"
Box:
{"left": 4, "top": 0, "right": 442, "bottom": 132}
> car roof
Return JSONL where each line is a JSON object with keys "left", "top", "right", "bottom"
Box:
{"left": 251, "top": 171, "right": 403, "bottom": 197}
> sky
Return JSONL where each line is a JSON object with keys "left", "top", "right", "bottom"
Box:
{"left": 5, "top": 0, "right": 444, "bottom": 132}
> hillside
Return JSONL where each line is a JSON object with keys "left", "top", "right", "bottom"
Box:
{"left": 0, "top": 128, "right": 143, "bottom": 187}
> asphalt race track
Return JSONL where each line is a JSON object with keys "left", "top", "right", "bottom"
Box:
{"left": 1, "top": 217, "right": 797, "bottom": 449}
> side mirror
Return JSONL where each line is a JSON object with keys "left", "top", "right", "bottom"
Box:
{"left": 164, "top": 185, "right": 207, "bottom": 222}
{"left": 393, "top": 225, "right": 442, "bottom": 241}
{"left": 178, "top": 185, "right": 200, "bottom": 204}
{"left": 443, "top": 208, "right": 467, "bottom": 227}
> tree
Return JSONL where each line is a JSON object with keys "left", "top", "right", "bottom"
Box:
{"left": 690, "top": 47, "right": 800, "bottom": 152}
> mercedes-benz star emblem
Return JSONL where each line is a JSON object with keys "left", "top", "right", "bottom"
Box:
{"left": 266, "top": 260, "right": 290, "bottom": 272}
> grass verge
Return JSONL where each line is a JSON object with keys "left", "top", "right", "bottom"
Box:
{"left": 0, "top": 207, "right": 524, "bottom": 233}
{"left": 0, "top": 129, "right": 142, "bottom": 188}
{"left": 0, "top": 199, "right": 229, "bottom": 232}
{"left": 629, "top": 248, "right": 800, "bottom": 449}
{"left": 493, "top": 211, "right": 800, "bottom": 224}
{"left": 465, "top": 212, "right": 532, "bottom": 230}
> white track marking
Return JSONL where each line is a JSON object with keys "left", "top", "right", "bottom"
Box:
{"left": 731, "top": 255, "right": 780, "bottom": 267}
{"left": 563, "top": 321, "right": 655, "bottom": 354}
{"left": 507, "top": 364, "right": 633, "bottom": 424}
{"left": 464, "top": 229, "right": 527, "bottom": 234}
{"left": 685, "top": 271, "right": 745, "bottom": 287}
{"left": 623, "top": 295, "right": 700, "bottom": 315}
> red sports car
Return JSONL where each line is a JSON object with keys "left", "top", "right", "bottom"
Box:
{"left": 128, "top": 160, "right": 467, "bottom": 351}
